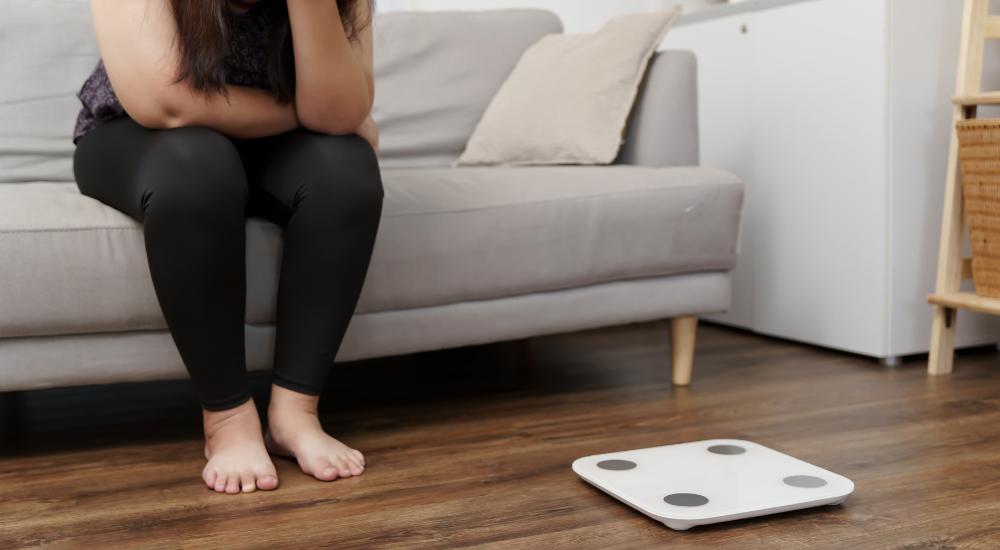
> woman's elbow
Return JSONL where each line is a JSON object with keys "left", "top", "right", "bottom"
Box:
{"left": 121, "top": 95, "right": 193, "bottom": 130}
{"left": 131, "top": 111, "right": 188, "bottom": 130}
{"left": 299, "top": 112, "right": 368, "bottom": 135}
{"left": 297, "top": 99, "right": 370, "bottom": 136}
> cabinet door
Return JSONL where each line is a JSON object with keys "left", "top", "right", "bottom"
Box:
{"left": 667, "top": 12, "right": 756, "bottom": 329}
{"left": 668, "top": 0, "right": 891, "bottom": 356}
{"left": 746, "top": 0, "right": 889, "bottom": 356}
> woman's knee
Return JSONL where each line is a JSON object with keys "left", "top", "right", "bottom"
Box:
{"left": 138, "top": 127, "right": 248, "bottom": 218}
{"left": 296, "top": 133, "right": 384, "bottom": 218}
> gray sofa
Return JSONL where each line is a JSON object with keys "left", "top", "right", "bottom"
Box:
{"left": 0, "top": 4, "right": 744, "bottom": 395}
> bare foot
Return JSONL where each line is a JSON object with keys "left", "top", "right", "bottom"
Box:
{"left": 202, "top": 399, "right": 279, "bottom": 494}
{"left": 264, "top": 385, "right": 366, "bottom": 482}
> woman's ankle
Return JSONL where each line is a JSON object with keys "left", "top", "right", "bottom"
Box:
{"left": 268, "top": 384, "right": 321, "bottom": 417}
{"left": 203, "top": 398, "right": 259, "bottom": 432}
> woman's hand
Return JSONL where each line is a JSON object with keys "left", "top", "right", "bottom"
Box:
{"left": 286, "top": 0, "right": 374, "bottom": 135}
{"left": 356, "top": 115, "right": 379, "bottom": 155}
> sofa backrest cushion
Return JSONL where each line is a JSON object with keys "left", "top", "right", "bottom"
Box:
{"left": 371, "top": 10, "right": 563, "bottom": 169}
{"left": 0, "top": 0, "right": 99, "bottom": 184}
{"left": 0, "top": 4, "right": 562, "bottom": 183}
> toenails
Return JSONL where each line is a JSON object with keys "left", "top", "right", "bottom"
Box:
{"left": 202, "top": 399, "right": 280, "bottom": 495}
{"left": 258, "top": 475, "right": 279, "bottom": 490}
{"left": 265, "top": 392, "right": 368, "bottom": 484}
{"left": 339, "top": 460, "right": 354, "bottom": 477}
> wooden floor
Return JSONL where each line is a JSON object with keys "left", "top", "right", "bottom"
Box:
{"left": 1, "top": 322, "right": 999, "bottom": 549}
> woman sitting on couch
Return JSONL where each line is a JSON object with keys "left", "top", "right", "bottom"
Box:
{"left": 73, "top": 0, "right": 381, "bottom": 494}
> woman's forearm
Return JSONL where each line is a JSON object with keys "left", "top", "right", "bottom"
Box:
{"left": 286, "top": 0, "right": 372, "bottom": 135}
{"left": 150, "top": 85, "right": 298, "bottom": 139}
{"left": 92, "top": 0, "right": 298, "bottom": 139}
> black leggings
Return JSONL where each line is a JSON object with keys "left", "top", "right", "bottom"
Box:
{"left": 73, "top": 117, "right": 384, "bottom": 411}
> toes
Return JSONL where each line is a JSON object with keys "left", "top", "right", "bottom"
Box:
{"left": 331, "top": 457, "right": 352, "bottom": 478}
{"left": 225, "top": 475, "right": 241, "bottom": 494}
{"left": 257, "top": 473, "right": 279, "bottom": 491}
{"left": 206, "top": 463, "right": 275, "bottom": 494}
{"left": 240, "top": 470, "right": 256, "bottom": 493}
{"left": 311, "top": 459, "right": 339, "bottom": 481}
{"left": 255, "top": 465, "right": 279, "bottom": 491}
{"left": 214, "top": 474, "right": 228, "bottom": 493}
{"left": 342, "top": 456, "right": 363, "bottom": 475}
{"left": 204, "top": 469, "right": 218, "bottom": 489}
{"left": 351, "top": 449, "right": 365, "bottom": 466}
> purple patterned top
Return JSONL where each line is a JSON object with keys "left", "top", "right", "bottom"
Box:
{"left": 73, "top": 3, "right": 274, "bottom": 143}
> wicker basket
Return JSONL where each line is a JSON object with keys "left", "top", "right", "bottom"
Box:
{"left": 956, "top": 119, "right": 1000, "bottom": 298}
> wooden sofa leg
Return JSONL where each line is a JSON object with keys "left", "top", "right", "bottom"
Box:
{"left": 670, "top": 316, "right": 698, "bottom": 386}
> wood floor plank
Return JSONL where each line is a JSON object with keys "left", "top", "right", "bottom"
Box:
{"left": 1, "top": 321, "right": 999, "bottom": 548}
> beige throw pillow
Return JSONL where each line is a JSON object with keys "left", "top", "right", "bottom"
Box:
{"left": 456, "top": 8, "right": 682, "bottom": 167}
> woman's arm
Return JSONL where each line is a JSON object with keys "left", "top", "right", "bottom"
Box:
{"left": 286, "top": 0, "right": 375, "bottom": 135}
{"left": 356, "top": 114, "right": 379, "bottom": 154}
{"left": 90, "top": 0, "right": 298, "bottom": 139}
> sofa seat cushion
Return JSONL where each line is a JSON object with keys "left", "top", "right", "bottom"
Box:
{"left": 0, "top": 166, "right": 742, "bottom": 339}
{"left": 369, "top": 166, "right": 743, "bottom": 311}
{"left": 0, "top": 183, "right": 285, "bottom": 339}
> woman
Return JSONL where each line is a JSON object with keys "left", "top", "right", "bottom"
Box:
{"left": 73, "top": 0, "right": 382, "bottom": 495}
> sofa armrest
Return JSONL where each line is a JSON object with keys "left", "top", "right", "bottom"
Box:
{"left": 617, "top": 50, "right": 699, "bottom": 167}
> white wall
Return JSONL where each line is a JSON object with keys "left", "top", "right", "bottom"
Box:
{"left": 377, "top": 0, "right": 722, "bottom": 32}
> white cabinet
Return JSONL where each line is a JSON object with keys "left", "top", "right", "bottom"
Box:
{"left": 667, "top": 0, "right": 1000, "bottom": 358}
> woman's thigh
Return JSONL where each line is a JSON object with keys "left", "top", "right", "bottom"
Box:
{"left": 73, "top": 117, "right": 248, "bottom": 222}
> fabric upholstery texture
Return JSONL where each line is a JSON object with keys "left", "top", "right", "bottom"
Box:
{"left": 0, "top": 272, "right": 732, "bottom": 391}
{"left": 0, "top": 166, "right": 742, "bottom": 338}
{"left": 0, "top": 0, "right": 99, "bottom": 184}
{"left": 618, "top": 50, "right": 699, "bottom": 167}
{"left": 456, "top": 8, "right": 681, "bottom": 166}
{"left": 370, "top": 9, "right": 563, "bottom": 169}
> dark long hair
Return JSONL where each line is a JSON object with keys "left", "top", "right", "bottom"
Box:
{"left": 168, "top": 0, "right": 370, "bottom": 103}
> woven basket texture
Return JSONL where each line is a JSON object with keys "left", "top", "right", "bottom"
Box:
{"left": 957, "top": 119, "right": 1000, "bottom": 298}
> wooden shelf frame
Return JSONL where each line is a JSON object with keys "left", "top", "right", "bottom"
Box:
{"left": 929, "top": 291, "right": 1000, "bottom": 316}
{"left": 928, "top": 0, "right": 1000, "bottom": 375}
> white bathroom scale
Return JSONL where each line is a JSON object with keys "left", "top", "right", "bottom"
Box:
{"left": 572, "top": 439, "right": 854, "bottom": 531}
